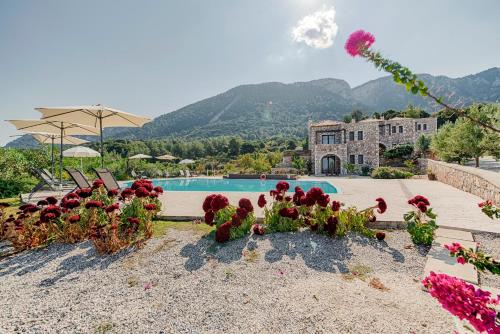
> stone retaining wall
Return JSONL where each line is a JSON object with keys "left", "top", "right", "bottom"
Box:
{"left": 420, "top": 159, "right": 500, "bottom": 205}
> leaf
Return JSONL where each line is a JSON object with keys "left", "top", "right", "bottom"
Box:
{"left": 411, "top": 86, "right": 419, "bottom": 94}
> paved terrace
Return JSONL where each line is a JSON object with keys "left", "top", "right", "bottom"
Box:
{"left": 159, "top": 177, "right": 500, "bottom": 234}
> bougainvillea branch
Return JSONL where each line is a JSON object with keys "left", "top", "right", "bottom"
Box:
{"left": 445, "top": 242, "right": 500, "bottom": 275}
{"left": 345, "top": 29, "right": 500, "bottom": 133}
{"left": 422, "top": 272, "right": 500, "bottom": 333}
{"left": 479, "top": 201, "right": 500, "bottom": 219}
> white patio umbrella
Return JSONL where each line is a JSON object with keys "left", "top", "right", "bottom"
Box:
{"left": 156, "top": 154, "right": 178, "bottom": 161}
{"left": 6, "top": 120, "right": 99, "bottom": 184}
{"left": 63, "top": 146, "right": 101, "bottom": 170}
{"left": 36, "top": 105, "right": 151, "bottom": 167}
{"left": 32, "top": 132, "right": 89, "bottom": 180}
{"left": 179, "top": 159, "right": 195, "bottom": 164}
{"left": 128, "top": 154, "right": 152, "bottom": 160}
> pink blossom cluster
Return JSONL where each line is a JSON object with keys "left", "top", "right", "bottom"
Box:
{"left": 444, "top": 242, "right": 466, "bottom": 264}
{"left": 422, "top": 272, "right": 500, "bottom": 333}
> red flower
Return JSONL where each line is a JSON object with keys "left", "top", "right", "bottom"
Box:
{"left": 257, "top": 194, "right": 267, "bottom": 208}
{"left": 253, "top": 224, "right": 265, "bottom": 235}
{"left": 376, "top": 232, "right": 386, "bottom": 241}
{"left": 300, "top": 195, "right": 315, "bottom": 207}
{"left": 65, "top": 192, "right": 80, "bottom": 200}
{"left": 293, "top": 187, "right": 305, "bottom": 205}
{"left": 279, "top": 207, "right": 299, "bottom": 220}
{"left": 284, "top": 196, "right": 292, "bottom": 202}
{"left": 236, "top": 207, "right": 248, "bottom": 220}
{"left": 375, "top": 198, "right": 387, "bottom": 214}
{"left": 26, "top": 206, "right": 40, "bottom": 213}
{"left": 63, "top": 199, "right": 80, "bottom": 209}
{"left": 231, "top": 213, "right": 241, "bottom": 227}
{"left": 105, "top": 203, "right": 120, "bottom": 213}
{"left": 121, "top": 188, "right": 134, "bottom": 199}
{"left": 276, "top": 181, "right": 290, "bottom": 193}
{"left": 324, "top": 216, "right": 338, "bottom": 236}
{"left": 85, "top": 200, "right": 103, "bottom": 209}
{"left": 21, "top": 204, "right": 37, "bottom": 213}
{"left": 408, "top": 195, "right": 430, "bottom": 206}
{"left": 144, "top": 204, "right": 157, "bottom": 211}
{"left": 131, "top": 179, "right": 154, "bottom": 191}
{"left": 69, "top": 215, "right": 81, "bottom": 223}
{"left": 92, "top": 179, "right": 104, "bottom": 189}
{"left": 204, "top": 210, "right": 215, "bottom": 225}
{"left": 276, "top": 194, "right": 284, "bottom": 201}
{"left": 42, "top": 213, "right": 56, "bottom": 221}
{"left": 127, "top": 217, "right": 140, "bottom": 225}
{"left": 416, "top": 202, "right": 427, "bottom": 213}
{"left": 107, "top": 189, "right": 119, "bottom": 197}
{"left": 149, "top": 191, "right": 159, "bottom": 198}
{"left": 203, "top": 194, "right": 217, "bottom": 212}
{"left": 317, "top": 194, "right": 330, "bottom": 208}
{"left": 210, "top": 194, "right": 229, "bottom": 212}
{"left": 46, "top": 196, "right": 58, "bottom": 205}
{"left": 269, "top": 190, "right": 278, "bottom": 197}
{"left": 331, "top": 201, "right": 341, "bottom": 212}
{"left": 368, "top": 215, "right": 376, "bottom": 223}
{"left": 215, "top": 221, "right": 232, "bottom": 243}
{"left": 37, "top": 200, "right": 49, "bottom": 206}
{"left": 135, "top": 187, "right": 150, "bottom": 198}
{"left": 153, "top": 186, "right": 164, "bottom": 194}
{"left": 76, "top": 188, "right": 93, "bottom": 199}
{"left": 238, "top": 198, "right": 254, "bottom": 213}
{"left": 306, "top": 187, "right": 324, "bottom": 202}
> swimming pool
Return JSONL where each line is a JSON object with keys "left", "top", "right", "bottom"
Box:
{"left": 124, "top": 178, "right": 338, "bottom": 193}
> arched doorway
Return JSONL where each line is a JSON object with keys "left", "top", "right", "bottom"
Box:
{"left": 321, "top": 155, "right": 341, "bottom": 175}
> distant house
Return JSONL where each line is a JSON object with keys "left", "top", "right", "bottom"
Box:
{"left": 307, "top": 117, "right": 437, "bottom": 175}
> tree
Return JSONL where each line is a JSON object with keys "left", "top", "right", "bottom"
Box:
{"left": 372, "top": 112, "right": 381, "bottom": 119}
{"left": 343, "top": 115, "right": 352, "bottom": 123}
{"left": 415, "top": 134, "right": 431, "bottom": 157}
{"left": 431, "top": 104, "right": 500, "bottom": 167}
{"left": 240, "top": 142, "right": 256, "bottom": 154}
{"left": 286, "top": 140, "right": 297, "bottom": 150}
{"left": 228, "top": 137, "right": 241, "bottom": 157}
{"left": 381, "top": 109, "right": 399, "bottom": 120}
{"left": 351, "top": 110, "right": 365, "bottom": 122}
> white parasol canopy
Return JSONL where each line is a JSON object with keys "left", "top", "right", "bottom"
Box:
{"left": 179, "top": 159, "right": 195, "bottom": 164}
{"left": 63, "top": 146, "right": 101, "bottom": 170}
{"left": 128, "top": 154, "right": 152, "bottom": 160}
{"left": 30, "top": 132, "right": 89, "bottom": 146}
{"left": 156, "top": 154, "right": 178, "bottom": 161}
{"left": 6, "top": 119, "right": 99, "bottom": 184}
{"left": 36, "top": 105, "right": 151, "bottom": 167}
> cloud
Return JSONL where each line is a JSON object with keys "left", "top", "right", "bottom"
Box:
{"left": 292, "top": 7, "right": 338, "bottom": 49}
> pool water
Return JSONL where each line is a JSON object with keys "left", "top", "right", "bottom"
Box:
{"left": 124, "top": 178, "right": 338, "bottom": 193}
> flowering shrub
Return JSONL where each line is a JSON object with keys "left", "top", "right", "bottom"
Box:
{"left": 259, "top": 182, "right": 302, "bottom": 233}
{"left": 0, "top": 179, "right": 163, "bottom": 254}
{"left": 422, "top": 272, "right": 500, "bottom": 333}
{"left": 257, "top": 182, "right": 387, "bottom": 239}
{"left": 404, "top": 195, "right": 438, "bottom": 246}
{"left": 479, "top": 200, "right": 500, "bottom": 219}
{"left": 445, "top": 242, "right": 500, "bottom": 275}
{"left": 345, "top": 29, "right": 499, "bottom": 133}
{"left": 202, "top": 194, "right": 255, "bottom": 243}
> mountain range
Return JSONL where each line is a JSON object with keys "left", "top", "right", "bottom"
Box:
{"left": 6, "top": 67, "right": 500, "bottom": 147}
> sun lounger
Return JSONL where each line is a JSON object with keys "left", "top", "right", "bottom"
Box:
{"left": 185, "top": 169, "right": 192, "bottom": 177}
{"left": 65, "top": 168, "right": 92, "bottom": 189}
{"left": 94, "top": 168, "right": 121, "bottom": 191}
{"left": 26, "top": 168, "right": 74, "bottom": 201}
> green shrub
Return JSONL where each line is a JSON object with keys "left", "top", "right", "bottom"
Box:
{"left": 371, "top": 167, "right": 413, "bottom": 179}
{"left": 360, "top": 165, "right": 372, "bottom": 176}
{"left": 383, "top": 144, "right": 414, "bottom": 159}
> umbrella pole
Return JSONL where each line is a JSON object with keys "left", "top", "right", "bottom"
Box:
{"left": 60, "top": 124, "right": 64, "bottom": 188}
{"left": 51, "top": 137, "right": 55, "bottom": 181}
{"left": 99, "top": 115, "right": 104, "bottom": 168}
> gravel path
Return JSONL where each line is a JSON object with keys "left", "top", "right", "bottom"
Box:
{"left": 474, "top": 232, "right": 500, "bottom": 288}
{"left": 0, "top": 229, "right": 454, "bottom": 334}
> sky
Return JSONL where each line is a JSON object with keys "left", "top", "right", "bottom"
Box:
{"left": 1, "top": 0, "right": 499, "bottom": 145}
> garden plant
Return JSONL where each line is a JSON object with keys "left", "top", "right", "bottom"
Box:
{"left": 404, "top": 195, "right": 438, "bottom": 246}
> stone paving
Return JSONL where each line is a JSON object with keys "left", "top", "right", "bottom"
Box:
{"left": 158, "top": 177, "right": 500, "bottom": 234}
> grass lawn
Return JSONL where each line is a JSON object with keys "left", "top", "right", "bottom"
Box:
{"left": 0, "top": 197, "right": 21, "bottom": 217}
{"left": 153, "top": 220, "right": 214, "bottom": 237}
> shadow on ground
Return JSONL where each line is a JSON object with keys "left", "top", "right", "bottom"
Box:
{"left": 0, "top": 241, "right": 131, "bottom": 287}
{"left": 180, "top": 230, "right": 407, "bottom": 273}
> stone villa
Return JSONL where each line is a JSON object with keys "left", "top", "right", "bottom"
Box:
{"left": 309, "top": 117, "right": 437, "bottom": 175}
{"left": 277, "top": 117, "right": 437, "bottom": 176}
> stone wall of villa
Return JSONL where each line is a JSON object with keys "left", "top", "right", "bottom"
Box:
{"left": 421, "top": 159, "right": 500, "bottom": 204}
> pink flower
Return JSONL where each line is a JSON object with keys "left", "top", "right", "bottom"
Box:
{"left": 444, "top": 242, "right": 462, "bottom": 254}
{"left": 456, "top": 256, "right": 466, "bottom": 265}
{"left": 345, "top": 29, "right": 375, "bottom": 57}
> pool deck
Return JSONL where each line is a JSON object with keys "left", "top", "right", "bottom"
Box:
{"left": 157, "top": 177, "right": 500, "bottom": 234}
